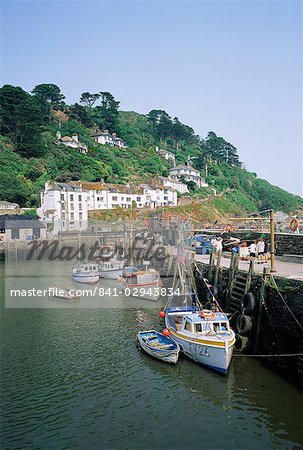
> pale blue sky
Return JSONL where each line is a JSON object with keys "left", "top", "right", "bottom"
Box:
{"left": 1, "top": 0, "right": 302, "bottom": 195}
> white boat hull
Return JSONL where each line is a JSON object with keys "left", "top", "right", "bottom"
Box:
{"left": 168, "top": 330, "right": 233, "bottom": 374}
{"left": 99, "top": 268, "right": 123, "bottom": 279}
{"left": 72, "top": 274, "right": 99, "bottom": 284}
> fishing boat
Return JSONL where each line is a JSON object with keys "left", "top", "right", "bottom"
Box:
{"left": 122, "top": 268, "right": 162, "bottom": 301}
{"left": 165, "top": 305, "right": 235, "bottom": 375}
{"left": 49, "top": 285, "right": 80, "bottom": 300}
{"left": 98, "top": 259, "right": 124, "bottom": 279}
{"left": 137, "top": 330, "right": 180, "bottom": 364}
{"left": 72, "top": 263, "right": 99, "bottom": 283}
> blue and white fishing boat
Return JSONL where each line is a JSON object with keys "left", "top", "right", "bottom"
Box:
{"left": 72, "top": 263, "right": 99, "bottom": 284}
{"left": 137, "top": 330, "right": 180, "bottom": 364}
{"left": 165, "top": 305, "right": 235, "bottom": 374}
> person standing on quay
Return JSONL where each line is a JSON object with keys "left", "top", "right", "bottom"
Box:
{"left": 257, "top": 238, "right": 265, "bottom": 256}
{"left": 249, "top": 241, "right": 257, "bottom": 258}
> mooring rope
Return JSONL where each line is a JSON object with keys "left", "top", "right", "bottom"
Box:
{"left": 267, "top": 275, "right": 303, "bottom": 331}
{"left": 233, "top": 353, "right": 303, "bottom": 357}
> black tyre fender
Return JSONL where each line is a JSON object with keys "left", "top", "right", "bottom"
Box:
{"left": 207, "top": 285, "right": 219, "bottom": 300}
{"left": 235, "top": 334, "right": 249, "bottom": 351}
{"left": 241, "top": 292, "right": 256, "bottom": 315}
{"left": 236, "top": 314, "right": 253, "bottom": 336}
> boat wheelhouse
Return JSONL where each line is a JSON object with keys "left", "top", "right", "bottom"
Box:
{"left": 122, "top": 269, "right": 162, "bottom": 301}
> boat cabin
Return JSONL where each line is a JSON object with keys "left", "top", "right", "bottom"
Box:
{"left": 77, "top": 264, "right": 99, "bottom": 273}
{"left": 181, "top": 313, "right": 230, "bottom": 335}
{"left": 128, "top": 270, "right": 160, "bottom": 286}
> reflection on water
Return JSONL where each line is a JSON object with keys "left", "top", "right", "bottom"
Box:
{"left": 1, "top": 263, "right": 303, "bottom": 449}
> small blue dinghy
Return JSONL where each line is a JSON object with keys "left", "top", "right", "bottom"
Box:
{"left": 137, "top": 330, "right": 180, "bottom": 364}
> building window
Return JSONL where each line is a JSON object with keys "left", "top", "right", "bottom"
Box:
{"left": 79, "top": 195, "right": 82, "bottom": 201}
{"left": 112, "top": 196, "right": 118, "bottom": 201}
{"left": 70, "top": 203, "right": 74, "bottom": 211}
{"left": 70, "top": 194, "right": 74, "bottom": 201}
{"left": 126, "top": 197, "right": 131, "bottom": 202}
{"left": 60, "top": 194, "right": 64, "bottom": 201}
{"left": 97, "top": 196, "right": 103, "bottom": 202}
{"left": 71, "top": 213, "right": 74, "bottom": 220}
{"left": 79, "top": 203, "right": 82, "bottom": 211}
{"left": 136, "top": 197, "right": 141, "bottom": 201}
{"left": 79, "top": 213, "right": 82, "bottom": 220}
{"left": 61, "top": 213, "right": 65, "bottom": 219}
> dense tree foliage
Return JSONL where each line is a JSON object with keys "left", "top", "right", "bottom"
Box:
{"left": 0, "top": 85, "right": 44, "bottom": 157}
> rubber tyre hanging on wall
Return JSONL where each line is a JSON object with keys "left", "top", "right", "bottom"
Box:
{"left": 236, "top": 314, "right": 253, "bottom": 336}
{"left": 241, "top": 292, "right": 256, "bottom": 315}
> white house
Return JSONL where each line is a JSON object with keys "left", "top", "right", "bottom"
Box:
{"left": 37, "top": 182, "right": 90, "bottom": 234}
{"left": 72, "top": 182, "right": 178, "bottom": 210}
{"left": 38, "top": 181, "right": 178, "bottom": 234}
{"left": 0, "top": 201, "right": 19, "bottom": 210}
{"left": 140, "top": 184, "right": 177, "bottom": 208}
{"left": 158, "top": 176, "right": 188, "bottom": 194}
{"left": 91, "top": 131, "right": 127, "bottom": 149}
{"left": 55, "top": 132, "right": 88, "bottom": 154}
{"left": 156, "top": 147, "right": 176, "bottom": 165}
{"left": 169, "top": 164, "right": 208, "bottom": 187}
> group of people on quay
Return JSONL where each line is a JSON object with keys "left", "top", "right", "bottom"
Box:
{"left": 210, "top": 235, "right": 270, "bottom": 261}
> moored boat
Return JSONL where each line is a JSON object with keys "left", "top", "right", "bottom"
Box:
{"left": 137, "top": 330, "right": 180, "bottom": 364}
{"left": 165, "top": 306, "right": 235, "bottom": 374}
{"left": 122, "top": 268, "right": 162, "bottom": 301}
{"left": 98, "top": 260, "right": 124, "bottom": 279}
{"left": 72, "top": 263, "right": 99, "bottom": 283}
{"left": 49, "top": 285, "right": 80, "bottom": 300}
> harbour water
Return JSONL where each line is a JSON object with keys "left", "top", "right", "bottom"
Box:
{"left": 1, "top": 261, "right": 303, "bottom": 449}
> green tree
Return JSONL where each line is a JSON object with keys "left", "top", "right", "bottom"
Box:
{"left": 0, "top": 172, "right": 31, "bottom": 206}
{"left": 32, "top": 83, "right": 65, "bottom": 123}
{"left": 0, "top": 85, "right": 44, "bottom": 157}
{"left": 80, "top": 92, "right": 100, "bottom": 108}
{"left": 69, "top": 103, "right": 92, "bottom": 127}
{"left": 93, "top": 92, "right": 120, "bottom": 132}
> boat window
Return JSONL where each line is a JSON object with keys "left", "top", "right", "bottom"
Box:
{"left": 194, "top": 323, "right": 203, "bottom": 333}
{"left": 184, "top": 320, "right": 191, "bottom": 332}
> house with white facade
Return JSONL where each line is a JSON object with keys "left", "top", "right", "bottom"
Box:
{"left": 55, "top": 132, "right": 88, "bottom": 154}
{"left": 38, "top": 181, "right": 178, "bottom": 234}
{"left": 169, "top": 164, "right": 208, "bottom": 187}
{"left": 37, "top": 182, "right": 90, "bottom": 234}
{"left": 158, "top": 176, "right": 188, "bottom": 194}
{"left": 140, "top": 184, "right": 177, "bottom": 208}
{"left": 91, "top": 131, "right": 127, "bottom": 149}
{"left": 72, "top": 182, "right": 178, "bottom": 210}
{"left": 155, "top": 147, "right": 176, "bottom": 165}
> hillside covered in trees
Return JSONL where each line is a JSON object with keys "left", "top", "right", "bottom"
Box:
{"left": 0, "top": 83, "right": 302, "bottom": 215}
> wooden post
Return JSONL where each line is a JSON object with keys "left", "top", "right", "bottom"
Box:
{"left": 225, "top": 253, "right": 239, "bottom": 310}
{"left": 269, "top": 209, "right": 276, "bottom": 273}
{"left": 245, "top": 259, "right": 254, "bottom": 292}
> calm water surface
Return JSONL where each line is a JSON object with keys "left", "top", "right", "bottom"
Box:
{"left": 1, "top": 262, "right": 303, "bottom": 449}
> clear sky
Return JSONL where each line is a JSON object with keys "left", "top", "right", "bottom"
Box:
{"left": 1, "top": 0, "right": 302, "bottom": 195}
